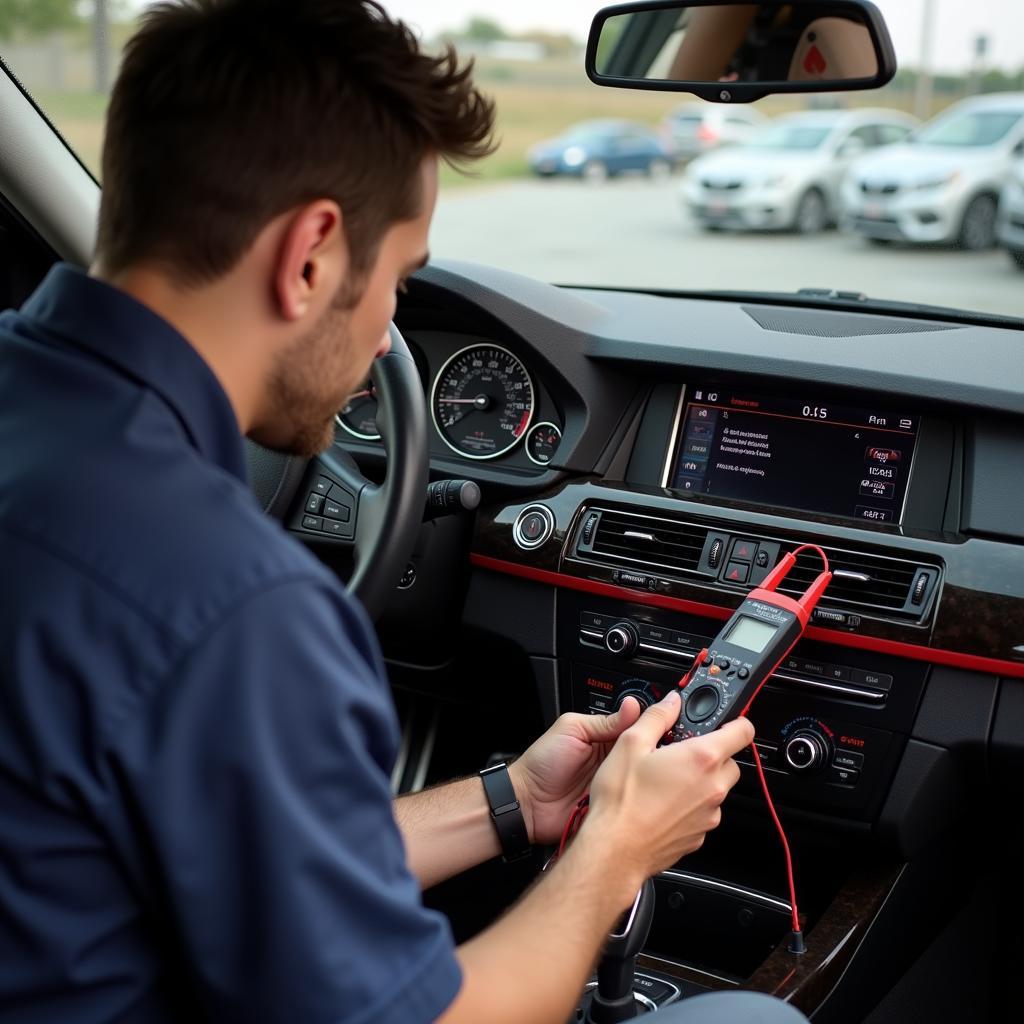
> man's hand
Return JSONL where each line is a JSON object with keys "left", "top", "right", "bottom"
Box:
{"left": 510, "top": 697, "right": 645, "bottom": 844}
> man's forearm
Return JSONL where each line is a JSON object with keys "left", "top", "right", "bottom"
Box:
{"left": 438, "top": 821, "right": 640, "bottom": 1024}
{"left": 394, "top": 775, "right": 505, "bottom": 888}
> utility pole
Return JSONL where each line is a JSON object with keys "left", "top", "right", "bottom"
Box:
{"left": 93, "top": 0, "right": 111, "bottom": 95}
{"left": 914, "top": 0, "right": 936, "bottom": 120}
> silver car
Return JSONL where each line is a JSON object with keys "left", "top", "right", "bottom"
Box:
{"left": 996, "top": 150, "right": 1024, "bottom": 270}
{"left": 658, "top": 103, "right": 766, "bottom": 163}
{"left": 680, "top": 108, "right": 917, "bottom": 233}
{"left": 841, "top": 92, "right": 1024, "bottom": 250}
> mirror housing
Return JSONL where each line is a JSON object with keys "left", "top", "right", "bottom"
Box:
{"left": 586, "top": 0, "right": 897, "bottom": 103}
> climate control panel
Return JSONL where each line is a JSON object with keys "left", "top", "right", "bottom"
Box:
{"left": 560, "top": 592, "right": 929, "bottom": 822}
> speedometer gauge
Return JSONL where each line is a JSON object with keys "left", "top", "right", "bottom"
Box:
{"left": 431, "top": 344, "right": 535, "bottom": 460}
{"left": 335, "top": 377, "right": 379, "bottom": 440}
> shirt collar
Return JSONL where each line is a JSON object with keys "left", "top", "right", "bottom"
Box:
{"left": 21, "top": 263, "right": 248, "bottom": 483}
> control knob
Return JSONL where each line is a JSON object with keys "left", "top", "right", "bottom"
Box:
{"left": 615, "top": 684, "right": 656, "bottom": 713}
{"left": 784, "top": 729, "right": 831, "bottom": 773}
{"left": 604, "top": 621, "right": 639, "bottom": 658}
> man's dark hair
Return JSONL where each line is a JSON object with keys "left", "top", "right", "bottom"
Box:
{"left": 95, "top": 0, "right": 495, "bottom": 284}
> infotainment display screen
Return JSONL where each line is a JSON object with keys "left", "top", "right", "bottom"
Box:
{"left": 668, "top": 387, "right": 918, "bottom": 524}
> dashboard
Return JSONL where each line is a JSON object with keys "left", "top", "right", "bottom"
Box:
{"left": 294, "top": 257, "right": 1024, "bottom": 1012}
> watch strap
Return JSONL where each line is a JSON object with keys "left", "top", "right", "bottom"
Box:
{"left": 479, "top": 762, "right": 531, "bottom": 863}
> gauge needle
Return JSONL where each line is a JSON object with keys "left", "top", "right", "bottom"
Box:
{"left": 438, "top": 395, "right": 490, "bottom": 409}
{"left": 347, "top": 388, "right": 375, "bottom": 401}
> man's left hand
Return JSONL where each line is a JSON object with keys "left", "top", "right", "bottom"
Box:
{"left": 509, "top": 697, "right": 644, "bottom": 845}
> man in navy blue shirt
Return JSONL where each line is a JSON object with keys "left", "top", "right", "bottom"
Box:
{"left": 0, "top": 3, "right": 766, "bottom": 1022}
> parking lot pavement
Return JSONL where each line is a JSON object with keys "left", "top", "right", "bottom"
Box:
{"left": 432, "top": 177, "right": 1023, "bottom": 319}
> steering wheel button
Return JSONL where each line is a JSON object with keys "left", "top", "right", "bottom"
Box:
{"left": 322, "top": 519, "right": 347, "bottom": 536}
{"left": 301, "top": 515, "right": 323, "bottom": 531}
{"left": 306, "top": 493, "right": 324, "bottom": 514}
{"left": 314, "top": 477, "right": 332, "bottom": 495}
{"left": 324, "top": 500, "right": 350, "bottom": 522}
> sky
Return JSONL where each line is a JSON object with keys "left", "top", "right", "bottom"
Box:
{"left": 128, "top": 1, "right": 1024, "bottom": 75}
{"left": 377, "top": 0, "right": 1024, "bottom": 75}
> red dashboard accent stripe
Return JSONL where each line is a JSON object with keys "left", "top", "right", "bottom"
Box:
{"left": 469, "top": 553, "right": 1024, "bottom": 680}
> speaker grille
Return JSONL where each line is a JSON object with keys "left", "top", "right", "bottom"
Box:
{"left": 742, "top": 305, "right": 961, "bottom": 339}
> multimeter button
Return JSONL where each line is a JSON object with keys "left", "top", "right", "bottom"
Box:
{"left": 715, "top": 656, "right": 731, "bottom": 669}
{"left": 737, "top": 666, "right": 750, "bottom": 680}
{"left": 709, "top": 665, "right": 721, "bottom": 676}
{"left": 702, "top": 652, "right": 714, "bottom": 666}
{"left": 684, "top": 685, "right": 721, "bottom": 723}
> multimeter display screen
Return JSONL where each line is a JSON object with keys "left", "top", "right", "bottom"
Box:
{"left": 724, "top": 615, "right": 778, "bottom": 654}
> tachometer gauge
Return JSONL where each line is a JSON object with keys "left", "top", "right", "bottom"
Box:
{"left": 431, "top": 344, "right": 535, "bottom": 460}
{"left": 525, "top": 422, "right": 562, "bottom": 466}
{"left": 336, "top": 378, "right": 380, "bottom": 440}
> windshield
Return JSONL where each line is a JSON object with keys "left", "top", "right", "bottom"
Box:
{"left": 743, "top": 123, "right": 833, "bottom": 151}
{"left": 915, "top": 109, "right": 1023, "bottom": 146}
{"left": 3, "top": 0, "right": 1024, "bottom": 319}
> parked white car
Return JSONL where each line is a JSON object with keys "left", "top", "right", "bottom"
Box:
{"left": 658, "top": 102, "right": 766, "bottom": 163}
{"left": 996, "top": 153, "right": 1024, "bottom": 269}
{"left": 841, "top": 92, "right": 1024, "bottom": 250}
{"left": 680, "top": 108, "right": 917, "bottom": 233}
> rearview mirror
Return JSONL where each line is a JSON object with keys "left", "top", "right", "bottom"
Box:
{"left": 587, "top": 0, "right": 897, "bottom": 103}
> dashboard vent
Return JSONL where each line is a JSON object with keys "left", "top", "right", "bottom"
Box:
{"left": 776, "top": 545, "right": 934, "bottom": 617}
{"left": 578, "top": 509, "right": 707, "bottom": 576}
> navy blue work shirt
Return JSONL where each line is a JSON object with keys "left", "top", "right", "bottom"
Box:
{"left": 0, "top": 264, "right": 461, "bottom": 1023}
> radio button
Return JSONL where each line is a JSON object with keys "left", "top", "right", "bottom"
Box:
{"left": 580, "top": 612, "right": 613, "bottom": 631}
{"left": 639, "top": 624, "right": 673, "bottom": 644}
{"left": 605, "top": 623, "right": 639, "bottom": 658}
{"left": 827, "top": 766, "right": 860, "bottom": 787}
{"left": 849, "top": 668, "right": 893, "bottom": 691}
{"left": 833, "top": 750, "right": 864, "bottom": 770}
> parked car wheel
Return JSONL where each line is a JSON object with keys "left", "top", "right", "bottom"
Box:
{"left": 1009, "top": 249, "right": 1024, "bottom": 271}
{"left": 647, "top": 157, "right": 672, "bottom": 181}
{"left": 582, "top": 159, "right": 608, "bottom": 183}
{"left": 956, "top": 194, "right": 998, "bottom": 251}
{"left": 793, "top": 188, "right": 827, "bottom": 234}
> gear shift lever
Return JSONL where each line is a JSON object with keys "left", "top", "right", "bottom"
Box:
{"left": 586, "top": 877, "right": 657, "bottom": 1023}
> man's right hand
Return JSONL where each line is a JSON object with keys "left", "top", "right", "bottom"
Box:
{"left": 585, "top": 691, "right": 755, "bottom": 890}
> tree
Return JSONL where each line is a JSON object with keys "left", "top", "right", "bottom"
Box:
{"left": 0, "top": 0, "right": 80, "bottom": 39}
{"left": 463, "top": 17, "right": 506, "bottom": 43}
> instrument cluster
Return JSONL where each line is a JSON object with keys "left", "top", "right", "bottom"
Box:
{"left": 336, "top": 337, "right": 563, "bottom": 468}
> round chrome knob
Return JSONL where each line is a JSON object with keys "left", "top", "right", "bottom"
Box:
{"left": 605, "top": 622, "right": 638, "bottom": 658}
{"left": 784, "top": 730, "right": 830, "bottom": 773}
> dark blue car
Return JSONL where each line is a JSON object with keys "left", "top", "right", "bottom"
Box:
{"left": 528, "top": 119, "right": 675, "bottom": 181}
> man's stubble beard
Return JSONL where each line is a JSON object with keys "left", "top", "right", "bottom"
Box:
{"left": 263, "top": 280, "right": 365, "bottom": 458}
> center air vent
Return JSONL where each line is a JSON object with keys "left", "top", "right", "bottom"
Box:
{"left": 576, "top": 508, "right": 708, "bottom": 577}
{"left": 775, "top": 545, "right": 937, "bottom": 618}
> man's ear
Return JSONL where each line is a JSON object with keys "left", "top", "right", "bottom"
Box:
{"left": 273, "top": 200, "right": 346, "bottom": 322}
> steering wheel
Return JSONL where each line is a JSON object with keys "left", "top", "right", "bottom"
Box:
{"left": 247, "top": 323, "right": 428, "bottom": 620}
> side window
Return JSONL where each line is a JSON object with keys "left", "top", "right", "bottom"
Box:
{"left": 877, "top": 123, "right": 912, "bottom": 146}
{"left": 0, "top": 197, "right": 57, "bottom": 311}
{"left": 847, "top": 125, "right": 880, "bottom": 148}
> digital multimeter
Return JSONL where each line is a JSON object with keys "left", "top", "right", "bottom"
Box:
{"left": 670, "top": 548, "right": 832, "bottom": 743}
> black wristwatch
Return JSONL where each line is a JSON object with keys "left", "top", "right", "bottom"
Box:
{"left": 479, "top": 762, "right": 531, "bottom": 863}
